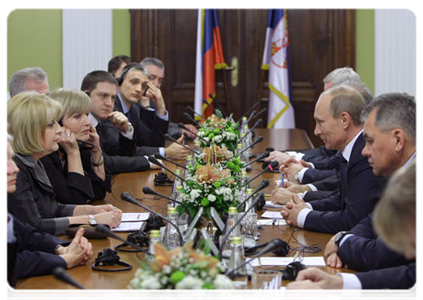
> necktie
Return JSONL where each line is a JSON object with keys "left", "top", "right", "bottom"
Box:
{"left": 339, "top": 156, "right": 348, "bottom": 206}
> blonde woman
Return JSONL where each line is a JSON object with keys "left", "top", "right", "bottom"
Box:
{"left": 40, "top": 88, "right": 111, "bottom": 204}
{"left": 7, "top": 91, "right": 121, "bottom": 235}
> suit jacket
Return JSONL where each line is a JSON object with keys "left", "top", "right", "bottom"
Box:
{"left": 302, "top": 146, "right": 338, "bottom": 169}
{"left": 97, "top": 119, "right": 151, "bottom": 174}
{"left": 356, "top": 263, "right": 415, "bottom": 289}
{"left": 114, "top": 97, "right": 169, "bottom": 156}
{"left": 40, "top": 148, "right": 111, "bottom": 205}
{"left": 8, "top": 154, "right": 76, "bottom": 235}
{"left": 303, "top": 133, "right": 387, "bottom": 233}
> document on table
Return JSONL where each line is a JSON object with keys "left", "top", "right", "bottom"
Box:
{"left": 257, "top": 219, "right": 287, "bottom": 226}
{"left": 249, "top": 256, "right": 326, "bottom": 267}
{"left": 265, "top": 201, "right": 284, "bottom": 208}
{"left": 112, "top": 221, "right": 146, "bottom": 232}
{"left": 261, "top": 211, "right": 284, "bottom": 219}
{"left": 121, "top": 212, "right": 150, "bottom": 222}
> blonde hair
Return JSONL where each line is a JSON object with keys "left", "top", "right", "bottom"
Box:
{"left": 373, "top": 160, "right": 416, "bottom": 255}
{"left": 49, "top": 88, "right": 92, "bottom": 120}
{"left": 7, "top": 91, "right": 62, "bottom": 155}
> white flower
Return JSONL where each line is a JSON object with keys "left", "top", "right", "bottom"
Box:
{"left": 207, "top": 194, "right": 216, "bottom": 202}
{"left": 190, "top": 189, "right": 201, "bottom": 200}
{"left": 139, "top": 277, "right": 162, "bottom": 289}
{"left": 213, "top": 274, "right": 234, "bottom": 289}
{"left": 175, "top": 276, "right": 204, "bottom": 289}
{"left": 162, "top": 265, "right": 172, "bottom": 274}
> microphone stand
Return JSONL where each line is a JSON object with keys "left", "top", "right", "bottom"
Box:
{"left": 239, "top": 136, "right": 264, "bottom": 156}
{"left": 236, "top": 179, "right": 269, "bottom": 210}
{"left": 178, "top": 123, "right": 208, "bottom": 144}
{"left": 242, "top": 161, "right": 278, "bottom": 187}
{"left": 148, "top": 156, "right": 185, "bottom": 182}
{"left": 243, "top": 151, "right": 270, "bottom": 169}
{"left": 164, "top": 134, "right": 200, "bottom": 156}
{"left": 154, "top": 153, "right": 187, "bottom": 170}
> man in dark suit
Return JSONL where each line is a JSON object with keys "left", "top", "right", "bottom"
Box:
{"left": 80, "top": 70, "right": 160, "bottom": 174}
{"left": 324, "top": 93, "right": 416, "bottom": 271}
{"left": 287, "top": 160, "right": 416, "bottom": 290}
{"left": 114, "top": 63, "right": 189, "bottom": 160}
{"left": 280, "top": 85, "right": 386, "bottom": 234}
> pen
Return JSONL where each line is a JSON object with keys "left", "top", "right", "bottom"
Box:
{"left": 281, "top": 173, "right": 284, "bottom": 187}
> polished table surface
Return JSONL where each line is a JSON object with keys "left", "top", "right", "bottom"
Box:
{"left": 15, "top": 128, "right": 354, "bottom": 290}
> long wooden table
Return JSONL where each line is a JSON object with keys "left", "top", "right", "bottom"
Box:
{"left": 15, "top": 128, "right": 354, "bottom": 290}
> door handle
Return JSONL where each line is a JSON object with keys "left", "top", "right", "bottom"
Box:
{"left": 225, "top": 56, "right": 238, "bottom": 87}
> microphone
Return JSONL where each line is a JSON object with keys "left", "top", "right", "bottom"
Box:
{"left": 202, "top": 99, "right": 216, "bottom": 114}
{"left": 239, "top": 136, "right": 264, "bottom": 155}
{"left": 52, "top": 267, "right": 85, "bottom": 289}
{"left": 250, "top": 108, "right": 267, "bottom": 122}
{"left": 218, "top": 193, "right": 264, "bottom": 260}
{"left": 238, "top": 102, "right": 260, "bottom": 123}
{"left": 239, "top": 119, "right": 263, "bottom": 143}
{"left": 178, "top": 123, "right": 208, "bottom": 144}
{"left": 243, "top": 151, "right": 270, "bottom": 168}
{"left": 186, "top": 106, "right": 205, "bottom": 120}
{"left": 142, "top": 187, "right": 192, "bottom": 224}
{"left": 183, "top": 112, "right": 199, "bottom": 126}
{"left": 95, "top": 224, "right": 146, "bottom": 252}
{"left": 242, "top": 161, "right": 278, "bottom": 187}
{"left": 164, "top": 134, "right": 200, "bottom": 155}
{"left": 148, "top": 156, "right": 185, "bottom": 182}
{"left": 236, "top": 179, "right": 269, "bottom": 210}
{"left": 209, "top": 93, "right": 226, "bottom": 117}
{"left": 225, "top": 239, "right": 288, "bottom": 275}
{"left": 154, "top": 153, "right": 187, "bottom": 170}
{"left": 121, "top": 192, "right": 184, "bottom": 245}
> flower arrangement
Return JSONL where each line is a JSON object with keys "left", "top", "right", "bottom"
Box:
{"left": 178, "top": 162, "right": 241, "bottom": 219}
{"left": 196, "top": 115, "right": 239, "bottom": 152}
{"left": 128, "top": 242, "right": 233, "bottom": 289}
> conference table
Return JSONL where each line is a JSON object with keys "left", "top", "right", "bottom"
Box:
{"left": 15, "top": 128, "right": 355, "bottom": 290}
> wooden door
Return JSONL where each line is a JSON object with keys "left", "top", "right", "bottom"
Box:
{"left": 130, "top": 9, "right": 356, "bottom": 147}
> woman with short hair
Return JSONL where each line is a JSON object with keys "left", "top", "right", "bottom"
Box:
{"left": 7, "top": 91, "right": 121, "bottom": 235}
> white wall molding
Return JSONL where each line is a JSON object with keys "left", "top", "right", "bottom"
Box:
{"left": 63, "top": 9, "right": 112, "bottom": 89}
{"left": 375, "top": 9, "right": 416, "bottom": 97}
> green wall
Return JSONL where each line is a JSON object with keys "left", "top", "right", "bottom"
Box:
{"left": 356, "top": 9, "right": 375, "bottom": 94}
{"left": 7, "top": 9, "right": 374, "bottom": 93}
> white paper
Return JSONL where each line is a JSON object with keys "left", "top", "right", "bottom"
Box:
{"left": 257, "top": 219, "right": 287, "bottom": 226}
{"left": 112, "top": 221, "right": 145, "bottom": 232}
{"left": 121, "top": 212, "right": 150, "bottom": 222}
{"left": 265, "top": 201, "right": 284, "bottom": 208}
{"left": 250, "top": 256, "right": 326, "bottom": 267}
{"left": 261, "top": 211, "right": 283, "bottom": 219}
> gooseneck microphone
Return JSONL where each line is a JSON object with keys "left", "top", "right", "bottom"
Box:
{"left": 250, "top": 107, "right": 267, "bottom": 122}
{"left": 95, "top": 225, "right": 146, "bottom": 252}
{"left": 186, "top": 106, "right": 205, "bottom": 120}
{"left": 238, "top": 102, "right": 260, "bottom": 123}
{"left": 218, "top": 193, "right": 265, "bottom": 260}
{"left": 121, "top": 192, "right": 184, "bottom": 245}
{"left": 209, "top": 93, "right": 226, "bottom": 117}
{"left": 154, "top": 153, "right": 187, "bottom": 170}
{"left": 164, "top": 134, "right": 200, "bottom": 155}
{"left": 148, "top": 156, "right": 185, "bottom": 182}
{"left": 243, "top": 151, "right": 270, "bottom": 168}
{"left": 202, "top": 99, "right": 216, "bottom": 114}
{"left": 242, "top": 161, "right": 278, "bottom": 187}
{"left": 236, "top": 179, "right": 269, "bottom": 210}
{"left": 225, "top": 239, "right": 289, "bottom": 275}
{"left": 178, "top": 123, "right": 208, "bottom": 144}
{"left": 183, "top": 112, "right": 199, "bottom": 127}
{"left": 239, "top": 119, "right": 263, "bottom": 143}
{"left": 239, "top": 136, "right": 264, "bottom": 155}
{"left": 142, "top": 186, "right": 192, "bottom": 225}
{"left": 52, "top": 267, "right": 85, "bottom": 289}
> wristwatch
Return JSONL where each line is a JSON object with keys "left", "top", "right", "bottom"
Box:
{"left": 88, "top": 214, "right": 97, "bottom": 225}
{"left": 334, "top": 231, "right": 351, "bottom": 248}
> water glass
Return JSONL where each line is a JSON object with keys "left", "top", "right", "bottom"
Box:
{"left": 252, "top": 270, "right": 282, "bottom": 289}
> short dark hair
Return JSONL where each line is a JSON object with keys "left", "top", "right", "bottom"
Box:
{"left": 108, "top": 55, "right": 132, "bottom": 74}
{"left": 117, "top": 63, "right": 149, "bottom": 86}
{"left": 80, "top": 70, "right": 117, "bottom": 93}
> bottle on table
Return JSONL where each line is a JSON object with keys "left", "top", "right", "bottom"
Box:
{"left": 228, "top": 236, "right": 248, "bottom": 289}
{"left": 147, "top": 229, "right": 162, "bottom": 261}
{"left": 164, "top": 207, "right": 181, "bottom": 250}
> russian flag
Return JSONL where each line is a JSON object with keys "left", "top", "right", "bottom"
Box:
{"left": 194, "top": 9, "right": 227, "bottom": 119}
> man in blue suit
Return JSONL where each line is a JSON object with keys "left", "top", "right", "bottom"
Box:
{"left": 323, "top": 93, "right": 416, "bottom": 272}
{"left": 280, "top": 85, "right": 386, "bottom": 233}
{"left": 287, "top": 160, "right": 416, "bottom": 289}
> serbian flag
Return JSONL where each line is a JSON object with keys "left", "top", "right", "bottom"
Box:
{"left": 262, "top": 9, "right": 295, "bottom": 129}
{"left": 194, "top": 9, "right": 227, "bottom": 119}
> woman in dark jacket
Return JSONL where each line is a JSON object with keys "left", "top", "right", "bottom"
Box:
{"left": 40, "top": 88, "right": 111, "bottom": 204}
{"left": 7, "top": 91, "right": 121, "bottom": 235}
